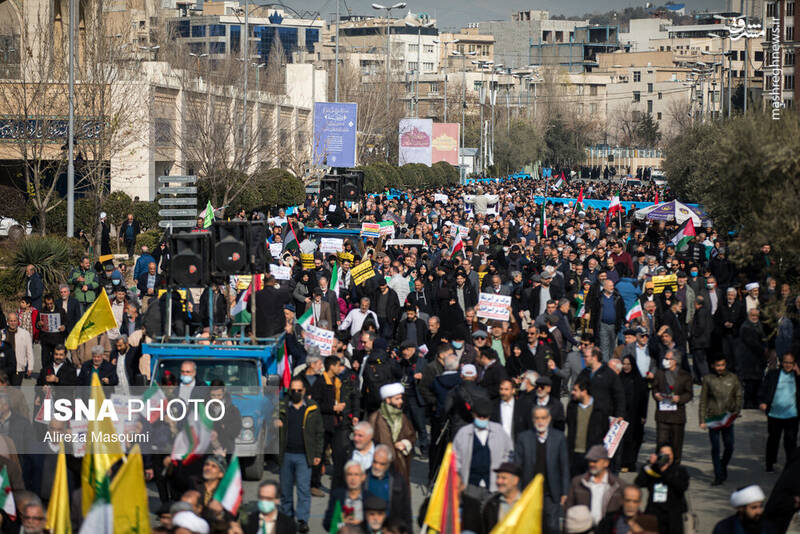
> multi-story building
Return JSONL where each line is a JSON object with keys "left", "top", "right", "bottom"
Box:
{"left": 619, "top": 19, "right": 669, "bottom": 52}
{"left": 438, "top": 27, "right": 494, "bottom": 71}
{"left": 529, "top": 25, "right": 627, "bottom": 73}
{"left": 477, "top": 10, "right": 586, "bottom": 69}
{"left": 763, "top": 0, "right": 798, "bottom": 111}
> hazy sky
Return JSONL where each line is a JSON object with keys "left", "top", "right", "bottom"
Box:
{"left": 288, "top": 0, "right": 727, "bottom": 29}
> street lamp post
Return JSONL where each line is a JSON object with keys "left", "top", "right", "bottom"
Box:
{"left": 451, "top": 49, "right": 475, "bottom": 181}
{"left": 406, "top": 17, "right": 433, "bottom": 118}
{"left": 67, "top": 0, "right": 75, "bottom": 237}
{"left": 472, "top": 59, "right": 492, "bottom": 174}
{"left": 335, "top": 0, "right": 340, "bottom": 102}
{"left": 434, "top": 38, "right": 458, "bottom": 122}
{"left": 372, "top": 3, "right": 407, "bottom": 119}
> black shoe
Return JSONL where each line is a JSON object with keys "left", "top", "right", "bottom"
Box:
{"left": 297, "top": 520, "right": 310, "bottom": 533}
{"left": 711, "top": 478, "right": 723, "bottom": 486}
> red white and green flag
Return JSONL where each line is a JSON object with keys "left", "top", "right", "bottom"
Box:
{"left": 449, "top": 233, "right": 464, "bottom": 259}
{"left": 705, "top": 411, "right": 737, "bottom": 430}
{"left": 276, "top": 340, "right": 292, "bottom": 390}
{"left": 171, "top": 406, "right": 213, "bottom": 465}
{"left": 329, "top": 261, "right": 340, "bottom": 298}
{"left": 142, "top": 382, "right": 168, "bottom": 423}
{"left": 0, "top": 466, "right": 15, "bottom": 521}
{"left": 576, "top": 186, "right": 585, "bottom": 212}
{"left": 540, "top": 202, "right": 548, "bottom": 238}
{"left": 282, "top": 219, "right": 300, "bottom": 252}
{"left": 298, "top": 307, "right": 314, "bottom": 331}
{"left": 605, "top": 191, "right": 622, "bottom": 225}
{"left": 670, "top": 218, "right": 696, "bottom": 252}
{"left": 625, "top": 301, "right": 643, "bottom": 323}
{"left": 213, "top": 456, "right": 243, "bottom": 515}
{"left": 329, "top": 501, "right": 343, "bottom": 534}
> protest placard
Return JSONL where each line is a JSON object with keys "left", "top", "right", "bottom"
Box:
{"left": 434, "top": 193, "right": 448, "bottom": 204}
{"left": 361, "top": 223, "right": 380, "bottom": 238}
{"left": 300, "top": 253, "right": 315, "bottom": 270}
{"left": 304, "top": 324, "right": 334, "bottom": 356}
{"left": 269, "top": 264, "right": 291, "bottom": 280}
{"left": 320, "top": 238, "right": 344, "bottom": 254}
{"left": 379, "top": 221, "right": 395, "bottom": 237}
{"left": 41, "top": 312, "right": 61, "bottom": 333}
{"left": 476, "top": 293, "right": 512, "bottom": 321}
{"left": 603, "top": 419, "right": 629, "bottom": 458}
{"left": 269, "top": 243, "right": 283, "bottom": 258}
{"left": 351, "top": 260, "right": 375, "bottom": 285}
{"left": 652, "top": 274, "right": 678, "bottom": 294}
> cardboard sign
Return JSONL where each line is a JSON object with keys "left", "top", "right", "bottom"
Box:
{"left": 450, "top": 224, "right": 469, "bottom": 239}
{"left": 304, "top": 324, "right": 334, "bottom": 356}
{"left": 652, "top": 274, "right": 678, "bottom": 294}
{"left": 360, "top": 222, "right": 380, "bottom": 238}
{"left": 269, "top": 243, "right": 283, "bottom": 258}
{"left": 300, "top": 253, "right": 315, "bottom": 270}
{"left": 320, "top": 238, "right": 344, "bottom": 254}
{"left": 269, "top": 264, "right": 291, "bottom": 280}
{"left": 476, "top": 293, "right": 512, "bottom": 321}
{"left": 338, "top": 252, "right": 354, "bottom": 263}
{"left": 351, "top": 260, "right": 376, "bottom": 286}
{"left": 41, "top": 313, "right": 61, "bottom": 333}
{"left": 603, "top": 419, "right": 629, "bottom": 458}
{"left": 379, "top": 221, "right": 395, "bottom": 237}
{"left": 434, "top": 193, "right": 448, "bottom": 204}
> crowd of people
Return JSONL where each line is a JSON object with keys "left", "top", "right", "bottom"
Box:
{"left": 1, "top": 175, "right": 800, "bottom": 533}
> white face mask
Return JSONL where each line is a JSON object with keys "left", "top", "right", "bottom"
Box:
{"left": 662, "top": 359, "right": 672, "bottom": 369}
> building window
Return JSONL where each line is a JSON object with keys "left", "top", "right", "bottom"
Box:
{"left": 188, "top": 42, "right": 205, "bottom": 55}
{"left": 633, "top": 91, "right": 640, "bottom": 102}
{"left": 785, "top": 74, "right": 795, "bottom": 90}
{"left": 230, "top": 24, "right": 240, "bottom": 53}
{"left": 589, "top": 103, "right": 597, "bottom": 113}
{"left": 409, "top": 61, "right": 418, "bottom": 71}
{"left": 423, "top": 62, "right": 434, "bottom": 72}
{"left": 789, "top": 2, "right": 795, "bottom": 16}
{"left": 657, "top": 112, "right": 662, "bottom": 120}
{"left": 647, "top": 82, "right": 653, "bottom": 93}
{"left": 589, "top": 85, "right": 598, "bottom": 96}
{"left": 191, "top": 25, "right": 206, "bottom": 38}
{"left": 409, "top": 44, "right": 418, "bottom": 53}
{"left": 786, "top": 98, "right": 794, "bottom": 108}
{"left": 154, "top": 118, "right": 172, "bottom": 146}
{"left": 424, "top": 44, "right": 434, "bottom": 54}
{"left": 767, "top": 2, "right": 777, "bottom": 17}
{"left": 647, "top": 100, "right": 653, "bottom": 113}
{"left": 786, "top": 52, "right": 796, "bottom": 65}
{"left": 787, "top": 26, "right": 794, "bottom": 41}
{"left": 658, "top": 91, "right": 662, "bottom": 100}
{"left": 210, "top": 42, "right": 226, "bottom": 54}
{"left": 209, "top": 24, "right": 226, "bottom": 37}
{"left": 633, "top": 71, "right": 641, "bottom": 82}
{"left": 755, "top": 51, "right": 764, "bottom": 62}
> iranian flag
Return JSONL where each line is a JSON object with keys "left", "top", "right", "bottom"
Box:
{"left": 78, "top": 475, "right": 113, "bottom": 534}
{"left": 212, "top": 456, "right": 243, "bottom": 515}
{"left": 142, "top": 382, "right": 168, "bottom": 423}
{"left": 282, "top": 219, "right": 300, "bottom": 252}
{"left": 448, "top": 233, "right": 464, "bottom": 259}
{"left": 706, "top": 412, "right": 737, "bottom": 430}
{"left": 540, "top": 202, "right": 548, "bottom": 238}
{"left": 171, "top": 406, "right": 213, "bottom": 465}
{"left": 670, "top": 218, "right": 696, "bottom": 252}
{"left": 0, "top": 466, "right": 14, "bottom": 521}
{"left": 576, "top": 186, "right": 585, "bottom": 212}
{"left": 276, "top": 340, "right": 292, "bottom": 390}
{"left": 605, "top": 191, "right": 622, "bottom": 225}
{"left": 625, "top": 301, "right": 643, "bottom": 323}
{"left": 329, "top": 261, "right": 340, "bottom": 298}
{"left": 298, "top": 307, "right": 314, "bottom": 331}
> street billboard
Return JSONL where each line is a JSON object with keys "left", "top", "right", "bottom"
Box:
{"left": 398, "top": 118, "right": 432, "bottom": 166}
{"left": 432, "top": 122, "right": 459, "bottom": 165}
{"left": 313, "top": 102, "right": 358, "bottom": 168}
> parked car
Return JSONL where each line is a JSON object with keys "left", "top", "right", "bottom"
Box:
{"left": 0, "top": 216, "right": 32, "bottom": 240}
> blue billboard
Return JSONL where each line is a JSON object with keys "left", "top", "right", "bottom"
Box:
{"left": 313, "top": 102, "right": 357, "bottom": 168}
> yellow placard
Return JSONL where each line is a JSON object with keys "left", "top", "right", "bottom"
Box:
{"left": 338, "top": 251, "right": 354, "bottom": 263}
{"left": 478, "top": 270, "right": 488, "bottom": 285}
{"left": 652, "top": 274, "right": 677, "bottom": 294}
{"left": 351, "top": 260, "right": 376, "bottom": 286}
{"left": 300, "top": 253, "right": 315, "bottom": 270}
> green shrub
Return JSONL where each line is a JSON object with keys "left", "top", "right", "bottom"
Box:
{"left": 133, "top": 200, "right": 160, "bottom": 231}
{"left": 11, "top": 236, "right": 76, "bottom": 293}
{"left": 136, "top": 229, "right": 163, "bottom": 253}
{"left": 358, "top": 165, "right": 385, "bottom": 193}
{"left": 0, "top": 269, "right": 18, "bottom": 300}
{"left": 258, "top": 168, "right": 305, "bottom": 208}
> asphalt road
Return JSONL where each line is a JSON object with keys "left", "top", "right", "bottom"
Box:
{"left": 234, "top": 386, "right": 800, "bottom": 533}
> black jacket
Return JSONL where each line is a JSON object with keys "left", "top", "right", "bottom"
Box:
{"left": 589, "top": 290, "right": 626, "bottom": 339}
{"left": 528, "top": 284, "right": 565, "bottom": 316}
{"left": 119, "top": 219, "right": 141, "bottom": 243}
{"left": 77, "top": 360, "right": 119, "bottom": 386}
{"left": 514, "top": 427, "right": 570, "bottom": 498}
{"left": 244, "top": 510, "right": 297, "bottom": 534}
{"left": 715, "top": 299, "right": 745, "bottom": 337}
{"left": 0, "top": 344, "right": 15, "bottom": 379}
{"left": 759, "top": 369, "right": 800, "bottom": 414}
{"left": 119, "top": 312, "right": 142, "bottom": 337}
{"left": 110, "top": 345, "right": 143, "bottom": 386}
{"left": 61, "top": 297, "right": 82, "bottom": 335}
{"left": 252, "top": 285, "right": 292, "bottom": 337}
{"left": 323, "top": 487, "right": 373, "bottom": 531}
{"left": 36, "top": 360, "right": 77, "bottom": 387}
{"left": 479, "top": 361, "right": 509, "bottom": 401}
{"left": 566, "top": 398, "right": 611, "bottom": 455}
{"left": 635, "top": 462, "right": 689, "bottom": 534}
{"left": 690, "top": 305, "right": 713, "bottom": 350}
{"left": 577, "top": 364, "right": 627, "bottom": 418}
{"left": 490, "top": 396, "right": 530, "bottom": 441}
{"left": 395, "top": 318, "right": 428, "bottom": 347}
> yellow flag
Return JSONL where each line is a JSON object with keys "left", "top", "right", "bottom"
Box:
{"left": 81, "top": 373, "right": 124, "bottom": 516}
{"left": 423, "top": 443, "right": 460, "bottom": 533}
{"left": 65, "top": 291, "right": 117, "bottom": 351}
{"left": 110, "top": 445, "right": 151, "bottom": 534}
{"left": 46, "top": 443, "right": 72, "bottom": 534}
{"left": 490, "top": 473, "right": 544, "bottom": 534}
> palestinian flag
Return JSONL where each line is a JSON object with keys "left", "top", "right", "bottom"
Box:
{"left": 231, "top": 274, "right": 263, "bottom": 316}
{"left": 540, "top": 202, "right": 548, "bottom": 238}
{"left": 329, "top": 501, "right": 343, "bottom": 534}
{"left": 213, "top": 456, "right": 243, "bottom": 515}
{"left": 576, "top": 186, "right": 585, "bottom": 212}
{"left": 276, "top": 340, "right": 292, "bottom": 390}
{"left": 576, "top": 296, "right": 587, "bottom": 319}
{"left": 705, "top": 411, "right": 737, "bottom": 430}
{"left": 625, "top": 301, "right": 643, "bottom": 323}
{"left": 670, "top": 218, "right": 696, "bottom": 252}
{"left": 605, "top": 191, "right": 622, "bottom": 225}
{"left": 448, "top": 233, "right": 464, "bottom": 259}
{"left": 329, "top": 261, "right": 340, "bottom": 298}
{"left": 282, "top": 219, "right": 300, "bottom": 253}
{"left": 171, "top": 406, "right": 213, "bottom": 465}
{"left": 553, "top": 177, "right": 564, "bottom": 190}
{"left": 142, "top": 382, "right": 168, "bottom": 423}
{"left": 298, "top": 308, "right": 314, "bottom": 331}
{"left": 0, "top": 466, "right": 14, "bottom": 521}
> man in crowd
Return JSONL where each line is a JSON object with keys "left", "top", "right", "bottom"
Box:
{"left": 68, "top": 256, "right": 100, "bottom": 313}
{"left": 758, "top": 352, "right": 800, "bottom": 472}
{"left": 700, "top": 354, "right": 743, "bottom": 486}
{"left": 652, "top": 350, "right": 693, "bottom": 463}
{"left": 634, "top": 444, "right": 690, "bottom": 534}
{"left": 566, "top": 445, "right": 625, "bottom": 527}
{"left": 713, "top": 485, "right": 767, "bottom": 534}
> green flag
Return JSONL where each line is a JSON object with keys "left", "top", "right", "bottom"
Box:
{"left": 329, "top": 500, "right": 343, "bottom": 534}
{"left": 203, "top": 200, "right": 214, "bottom": 228}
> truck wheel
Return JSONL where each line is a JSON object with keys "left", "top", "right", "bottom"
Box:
{"left": 242, "top": 452, "right": 264, "bottom": 480}
{"left": 7, "top": 225, "right": 23, "bottom": 242}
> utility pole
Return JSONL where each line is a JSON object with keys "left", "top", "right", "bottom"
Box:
{"left": 372, "top": 3, "right": 407, "bottom": 121}
{"left": 242, "top": 0, "right": 249, "bottom": 167}
{"left": 334, "top": 0, "right": 340, "bottom": 102}
{"left": 406, "top": 16, "right": 432, "bottom": 118}
{"left": 67, "top": 0, "right": 75, "bottom": 237}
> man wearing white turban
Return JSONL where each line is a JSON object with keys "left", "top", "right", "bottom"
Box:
{"left": 712, "top": 485, "right": 766, "bottom": 534}
{"left": 367, "top": 383, "right": 416, "bottom": 484}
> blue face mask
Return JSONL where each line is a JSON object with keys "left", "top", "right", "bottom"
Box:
{"left": 180, "top": 375, "right": 194, "bottom": 385}
{"left": 258, "top": 500, "right": 276, "bottom": 514}
{"left": 473, "top": 417, "right": 489, "bottom": 429}
{"left": 452, "top": 341, "right": 463, "bottom": 349}
{"left": 691, "top": 272, "right": 698, "bottom": 277}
